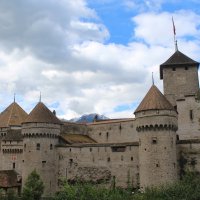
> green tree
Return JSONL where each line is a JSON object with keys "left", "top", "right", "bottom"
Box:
{"left": 22, "top": 170, "right": 44, "bottom": 200}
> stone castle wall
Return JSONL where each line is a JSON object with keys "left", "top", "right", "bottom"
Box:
{"left": 177, "top": 140, "right": 200, "bottom": 177}
{"left": 62, "top": 122, "right": 88, "bottom": 135}
{"left": 57, "top": 142, "right": 139, "bottom": 189}
{"left": 177, "top": 96, "right": 200, "bottom": 140}
{"left": 87, "top": 119, "right": 138, "bottom": 143}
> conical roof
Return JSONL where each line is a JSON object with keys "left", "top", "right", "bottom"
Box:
{"left": 0, "top": 102, "right": 28, "bottom": 128}
{"left": 134, "top": 85, "right": 175, "bottom": 114}
{"left": 23, "top": 102, "right": 61, "bottom": 124}
{"left": 160, "top": 50, "right": 199, "bottom": 79}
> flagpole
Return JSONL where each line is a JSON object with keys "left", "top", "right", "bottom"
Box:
{"left": 172, "top": 17, "right": 178, "bottom": 51}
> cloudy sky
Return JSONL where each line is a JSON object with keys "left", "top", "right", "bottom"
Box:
{"left": 0, "top": 0, "right": 200, "bottom": 119}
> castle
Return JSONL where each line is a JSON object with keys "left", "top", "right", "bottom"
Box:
{"left": 0, "top": 49, "right": 200, "bottom": 197}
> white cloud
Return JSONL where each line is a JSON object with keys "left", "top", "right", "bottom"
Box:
{"left": 0, "top": 1, "right": 199, "bottom": 120}
{"left": 133, "top": 11, "right": 200, "bottom": 46}
{"left": 123, "top": 0, "right": 164, "bottom": 12}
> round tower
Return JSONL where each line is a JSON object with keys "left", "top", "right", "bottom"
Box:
{"left": 21, "top": 102, "right": 62, "bottom": 196}
{"left": 135, "top": 85, "right": 178, "bottom": 189}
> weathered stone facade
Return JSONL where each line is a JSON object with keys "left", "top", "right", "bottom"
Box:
{"left": 0, "top": 49, "right": 200, "bottom": 196}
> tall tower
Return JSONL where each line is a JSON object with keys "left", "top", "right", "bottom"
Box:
{"left": 0, "top": 102, "right": 28, "bottom": 172}
{"left": 160, "top": 50, "right": 199, "bottom": 106}
{"left": 135, "top": 85, "right": 178, "bottom": 189}
{"left": 21, "top": 102, "right": 62, "bottom": 196}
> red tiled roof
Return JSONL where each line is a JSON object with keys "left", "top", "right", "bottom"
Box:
{"left": 0, "top": 102, "right": 28, "bottom": 128}
{"left": 134, "top": 85, "right": 174, "bottom": 113}
{"left": 23, "top": 102, "right": 61, "bottom": 124}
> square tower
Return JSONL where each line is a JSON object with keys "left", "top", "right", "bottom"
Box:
{"left": 160, "top": 50, "right": 199, "bottom": 106}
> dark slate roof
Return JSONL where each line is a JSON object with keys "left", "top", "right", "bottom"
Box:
{"left": 0, "top": 102, "right": 28, "bottom": 128}
{"left": 2, "top": 129, "right": 23, "bottom": 141}
{"left": 23, "top": 102, "right": 61, "bottom": 124}
{"left": 60, "top": 134, "right": 97, "bottom": 144}
{"left": 134, "top": 85, "right": 175, "bottom": 114}
{"left": 160, "top": 50, "right": 199, "bottom": 79}
{"left": 0, "top": 170, "right": 21, "bottom": 188}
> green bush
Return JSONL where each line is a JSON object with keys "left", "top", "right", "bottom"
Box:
{"left": 54, "top": 182, "right": 133, "bottom": 200}
{"left": 54, "top": 172, "right": 200, "bottom": 200}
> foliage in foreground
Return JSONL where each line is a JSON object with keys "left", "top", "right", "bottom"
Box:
{"left": 0, "top": 171, "right": 200, "bottom": 200}
{"left": 54, "top": 172, "right": 200, "bottom": 200}
{"left": 22, "top": 169, "right": 44, "bottom": 200}
{"left": 134, "top": 172, "right": 200, "bottom": 200}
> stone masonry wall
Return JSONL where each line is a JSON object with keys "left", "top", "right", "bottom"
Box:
{"left": 177, "top": 141, "right": 200, "bottom": 177}
{"left": 87, "top": 119, "right": 138, "bottom": 143}
{"left": 163, "top": 66, "right": 199, "bottom": 106}
{"left": 176, "top": 96, "right": 200, "bottom": 140}
{"left": 57, "top": 143, "right": 139, "bottom": 190}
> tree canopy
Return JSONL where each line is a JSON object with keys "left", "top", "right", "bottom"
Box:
{"left": 22, "top": 170, "right": 44, "bottom": 200}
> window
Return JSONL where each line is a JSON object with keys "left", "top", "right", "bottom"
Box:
{"left": 176, "top": 135, "right": 179, "bottom": 141}
{"left": 131, "top": 157, "right": 133, "bottom": 161}
{"left": 36, "top": 143, "right": 40, "bottom": 150}
{"left": 42, "top": 161, "right": 46, "bottom": 167}
{"left": 172, "top": 67, "right": 176, "bottom": 71}
{"left": 190, "top": 110, "right": 193, "bottom": 120}
{"left": 13, "top": 163, "right": 15, "bottom": 169}
{"left": 90, "top": 148, "right": 92, "bottom": 152}
{"left": 107, "top": 157, "right": 110, "bottom": 162}
{"left": 69, "top": 159, "right": 73, "bottom": 167}
{"left": 111, "top": 146, "right": 126, "bottom": 152}
{"left": 50, "top": 144, "right": 53, "bottom": 150}
{"left": 185, "top": 66, "right": 188, "bottom": 70}
{"left": 106, "top": 132, "right": 109, "bottom": 140}
{"left": 152, "top": 137, "right": 157, "bottom": 144}
{"left": 99, "top": 132, "right": 101, "bottom": 136}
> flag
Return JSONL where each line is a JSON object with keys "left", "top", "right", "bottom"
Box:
{"left": 172, "top": 17, "right": 176, "bottom": 35}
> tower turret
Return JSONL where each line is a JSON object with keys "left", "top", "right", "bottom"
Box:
{"left": 160, "top": 50, "right": 199, "bottom": 106}
{"left": 135, "top": 85, "right": 178, "bottom": 189}
{"left": 22, "top": 102, "right": 62, "bottom": 196}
